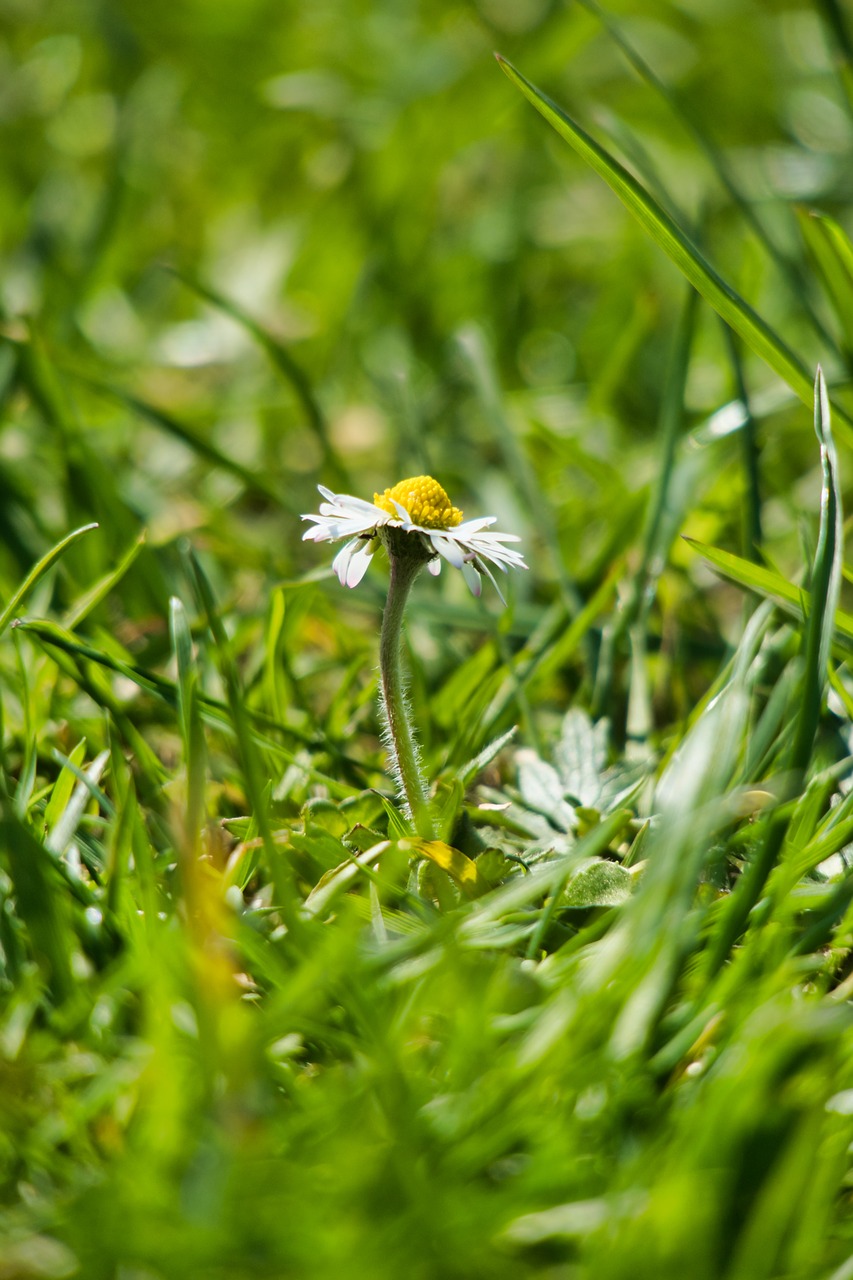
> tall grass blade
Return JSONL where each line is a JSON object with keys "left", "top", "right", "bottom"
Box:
{"left": 707, "top": 369, "right": 842, "bottom": 975}
{"left": 577, "top": 0, "right": 841, "bottom": 357}
{"left": 495, "top": 56, "right": 853, "bottom": 439}
{"left": 0, "top": 808, "right": 74, "bottom": 1004}
{"left": 187, "top": 549, "right": 304, "bottom": 936}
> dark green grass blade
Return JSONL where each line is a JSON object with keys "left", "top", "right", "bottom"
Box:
{"left": 797, "top": 209, "right": 853, "bottom": 353}
{"left": 576, "top": 0, "right": 841, "bottom": 358}
{"left": 62, "top": 531, "right": 147, "bottom": 630}
{"left": 0, "top": 807, "right": 74, "bottom": 1004}
{"left": 817, "top": 0, "right": 853, "bottom": 110}
{"left": 495, "top": 56, "right": 853, "bottom": 442}
{"left": 170, "top": 597, "right": 207, "bottom": 865}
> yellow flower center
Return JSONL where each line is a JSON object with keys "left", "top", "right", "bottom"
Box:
{"left": 373, "top": 475, "right": 463, "bottom": 530}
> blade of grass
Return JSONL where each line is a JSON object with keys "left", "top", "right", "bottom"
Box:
{"left": 495, "top": 56, "right": 853, "bottom": 442}
{"left": 0, "top": 805, "right": 74, "bottom": 1004}
{"left": 186, "top": 549, "right": 305, "bottom": 938}
{"left": 170, "top": 597, "right": 209, "bottom": 903}
{"left": 706, "top": 369, "right": 842, "bottom": 977}
{"left": 0, "top": 523, "right": 98, "bottom": 640}
{"left": 577, "top": 0, "right": 842, "bottom": 359}
{"left": 62, "top": 531, "right": 147, "bottom": 631}
{"left": 684, "top": 539, "right": 853, "bottom": 650}
{"left": 797, "top": 209, "right": 853, "bottom": 353}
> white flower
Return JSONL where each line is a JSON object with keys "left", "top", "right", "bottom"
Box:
{"left": 301, "top": 475, "right": 527, "bottom": 603}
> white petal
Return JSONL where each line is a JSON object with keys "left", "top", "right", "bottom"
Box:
{"left": 332, "top": 538, "right": 358, "bottom": 585}
{"left": 430, "top": 534, "right": 465, "bottom": 568}
{"left": 476, "top": 556, "right": 506, "bottom": 605}
{"left": 345, "top": 540, "right": 375, "bottom": 587}
{"left": 331, "top": 538, "right": 374, "bottom": 588}
{"left": 428, "top": 557, "right": 441, "bottom": 576}
{"left": 461, "top": 559, "right": 482, "bottom": 597}
{"left": 318, "top": 487, "right": 386, "bottom": 517}
{"left": 391, "top": 499, "right": 411, "bottom": 524}
{"left": 452, "top": 516, "right": 497, "bottom": 536}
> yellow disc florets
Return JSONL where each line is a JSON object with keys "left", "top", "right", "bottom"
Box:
{"left": 373, "top": 475, "right": 463, "bottom": 530}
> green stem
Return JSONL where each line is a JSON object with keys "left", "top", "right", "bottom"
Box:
{"left": 379, "top": 550, "right": 436, "bottom": 839}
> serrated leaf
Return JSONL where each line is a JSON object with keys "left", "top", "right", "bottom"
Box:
{"left": 516, "top": 749, "right": 576, "bottom": 831}
{"left": 554, "top": 709, "right": 608, "bottom": 808}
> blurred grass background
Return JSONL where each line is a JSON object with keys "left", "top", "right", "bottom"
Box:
{"left": 1, "top": 0, "right": 853, "bottom": 1277}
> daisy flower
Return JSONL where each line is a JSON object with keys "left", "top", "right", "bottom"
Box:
{"left": 302, "top": 475, "right": 527, "bottom": 603}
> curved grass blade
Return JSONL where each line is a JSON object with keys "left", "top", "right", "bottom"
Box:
{"left": 0, "top": 523, "right": 99, "bottom": 640}
{"left": 684, "top": 538, "right": 853, "bottom": 651}
{"left": 63, "top": 530, "right": 147, "bottom": 630}
{"left": 495, "top": 56, "right": 853, "bottom": 442}
{"left": 576, "top": 0, "right": 841, "bottom": 358}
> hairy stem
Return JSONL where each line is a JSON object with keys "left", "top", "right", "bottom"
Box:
{"left": 379, "top": 550, "right": 436, "bottom": 839}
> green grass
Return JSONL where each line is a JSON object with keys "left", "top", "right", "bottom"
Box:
{"left": 2, "top": 0, "right": 853, "bottom": 1276}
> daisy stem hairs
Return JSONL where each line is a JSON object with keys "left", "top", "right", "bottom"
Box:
{"left": 302, "top": 475, "right": 527, "bottom": 837}
{"left": 379, "top": 543, "right": 438, "bottom": 839}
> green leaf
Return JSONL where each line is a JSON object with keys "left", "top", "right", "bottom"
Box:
{"left": 560, "top": 858, "right": 633, "bottom": 910}
{"left": 516, "top": 748, "right": 576, "bottom": 831}
{"left": 495, "top": 56, "right": 853, "bottom": 443}
{"left": 554, "top": 709, "right": 608, "bottom": 808}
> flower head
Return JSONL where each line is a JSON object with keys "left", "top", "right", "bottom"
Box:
{"left": 302, "top": 475, "right": 526, "bottom": 603}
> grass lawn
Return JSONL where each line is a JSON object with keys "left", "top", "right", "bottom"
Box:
{"left": 1, "top": 1, "right": 853, "bottom": 1276}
